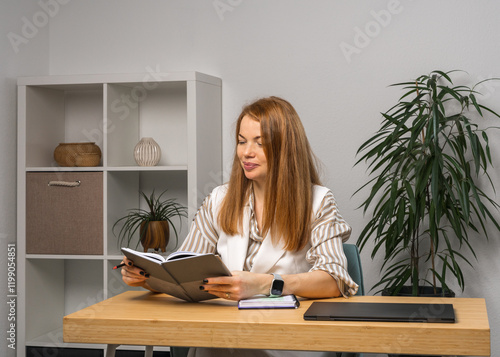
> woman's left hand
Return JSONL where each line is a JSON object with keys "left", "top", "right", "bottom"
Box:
{"left": 200, "top": 271, "right": 272, "bottom": 300}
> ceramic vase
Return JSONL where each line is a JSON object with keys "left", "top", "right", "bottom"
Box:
{"left": 134, "top": 137, "right": 161, "bottom": 166}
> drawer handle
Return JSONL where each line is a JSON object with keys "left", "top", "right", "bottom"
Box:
{"left": 48, "top": 180, "right": 81, "bottom": 187}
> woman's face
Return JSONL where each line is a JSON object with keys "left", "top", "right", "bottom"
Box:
{"left": 237, "top": 115, "right": 268, "bottom": 186}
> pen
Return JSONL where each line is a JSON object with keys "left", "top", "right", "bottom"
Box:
{"left": 113, "top": 263, "right": 126, "bottom": 270}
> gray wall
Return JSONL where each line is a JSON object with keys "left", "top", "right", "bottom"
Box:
{"left": 2, "top": 0, "right": 500, "bottom": 355}
{"left": 1, "top": 1, "right": 50, "bottom": 356}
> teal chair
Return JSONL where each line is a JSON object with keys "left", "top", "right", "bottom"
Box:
{"left": 171, "top": 243, "right": 365, "bottom": 357}
{"left": 337, "top": 243, "right": 364, "bottom": 357}
{"left": 343, "top": 243, "right": 365, "bottom": 296}
{"left": 170, "top": 347, "right": 190, "bottom": 357}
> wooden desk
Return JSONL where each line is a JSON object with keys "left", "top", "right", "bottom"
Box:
{"left": 63, "top": 291, "right": 490, "bottom": 356}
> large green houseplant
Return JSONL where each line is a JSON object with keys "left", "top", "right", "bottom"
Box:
{"left": 113, "top": 190, "right": 188, "bottom": 252}
{"left": 355, "top": 70, "right": 500, "bottom": 296}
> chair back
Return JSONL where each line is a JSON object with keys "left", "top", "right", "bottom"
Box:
{"left": 343, "top": 243, "right": 365, "bottom": 296}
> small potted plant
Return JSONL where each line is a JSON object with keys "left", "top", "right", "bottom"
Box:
{"left": 113, "top": 190, "right": 188, "bottom": 252}
{"left": 355, "top": 70, "right": 500, "bottom": 296}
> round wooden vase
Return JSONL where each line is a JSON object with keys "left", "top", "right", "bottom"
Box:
{"left": 134, "top": 137, "right": 161, "bottom": 166}
{"left": 139, "top": 221, "right": 169, "bottom": 252}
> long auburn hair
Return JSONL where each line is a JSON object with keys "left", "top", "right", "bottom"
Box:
{"left": 218, "top": 96, "right": 321, "bottom": 251}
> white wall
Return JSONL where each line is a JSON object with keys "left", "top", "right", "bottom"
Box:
{"left": 3, "top": 0, "right": 500, "bottom": 355}
{"left": 1, "top": 1, "right": 50, "bottom": 356}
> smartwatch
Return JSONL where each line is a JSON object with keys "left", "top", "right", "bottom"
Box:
{"left": 269, "top": 273, "right": 284, "bottom": 297}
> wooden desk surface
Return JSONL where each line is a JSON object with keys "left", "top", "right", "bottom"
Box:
{"left": 63, "top": 291, "right": 490, "bottom": 356}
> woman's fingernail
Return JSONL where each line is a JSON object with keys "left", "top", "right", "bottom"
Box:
{"left": 203, "top": 279, "right": 208, "bottom": 283}
{"left": 139, "top": 271, "right": 145, "bottom": 276}
{"left": 127, "top": 261, "right": 132, "bottom": 266}
{"left": 145, "top": 273, "right": 150, "bottom": 278}
{"left": 199, "top": 286, "right": 205, "bottom": 290}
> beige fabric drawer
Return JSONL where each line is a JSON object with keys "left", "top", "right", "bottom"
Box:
{"left": 26, "top": 172, "right": 103, "bottom": 255}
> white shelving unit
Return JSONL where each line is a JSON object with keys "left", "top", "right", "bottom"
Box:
{"left": 17, "top": 72, "right": 222, "bottom": 356}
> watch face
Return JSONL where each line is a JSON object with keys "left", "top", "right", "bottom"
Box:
{"left": 271, "top": 279, "right": 284, "bottom": 296}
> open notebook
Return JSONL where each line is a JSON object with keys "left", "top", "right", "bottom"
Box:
{"left": 304, "top": 302, "right": 455, "bottom": 323}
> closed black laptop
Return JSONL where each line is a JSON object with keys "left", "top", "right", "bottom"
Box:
{"left": 303, "top": 302, "right": 455, "bottom": 323}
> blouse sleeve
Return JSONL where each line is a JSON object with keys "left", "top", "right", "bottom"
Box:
{"left": 178, "top": 193, "right": 219, "bottom": 254}
{"left": 306, "top": 190, "right": 359, "bottom": 297}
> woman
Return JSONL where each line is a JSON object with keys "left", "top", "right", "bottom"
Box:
{"left": 121, "top": 96, "right": 358, "bottom": 356}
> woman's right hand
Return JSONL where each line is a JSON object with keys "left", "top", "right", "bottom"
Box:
{"left": 120, "top": 256, "right": 149, "bottom": 287}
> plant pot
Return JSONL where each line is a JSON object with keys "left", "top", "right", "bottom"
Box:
{"left": 139, "top": 220, "right": 169, "bottom": 252}
{"left": 382, "top": 286, "right": 455, "bottom": 298}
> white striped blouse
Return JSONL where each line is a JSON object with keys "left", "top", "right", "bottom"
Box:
{"left": 179, "top": 188, "right": 359, "bottom": 297}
